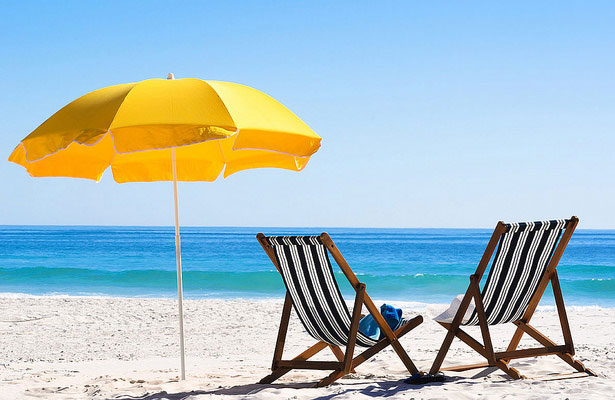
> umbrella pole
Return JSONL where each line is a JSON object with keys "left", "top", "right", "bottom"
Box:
{"left": 172, "top": 148, "right": 186, "bottom": 380}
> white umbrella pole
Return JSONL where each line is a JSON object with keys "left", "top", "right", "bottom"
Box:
{"left": 172, "top": 148, "right": 186, "bottom": 380}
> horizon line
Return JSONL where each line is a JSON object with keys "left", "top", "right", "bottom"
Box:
{"left": 1, "top": 223, "right": 614, "bottom": 231}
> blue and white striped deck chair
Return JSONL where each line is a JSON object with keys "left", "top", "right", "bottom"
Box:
{"left": 430, "top": 217, "right": 595, "bottom": 380}
{"left": 257, "top": 233, "right": 423, "bottom": 387}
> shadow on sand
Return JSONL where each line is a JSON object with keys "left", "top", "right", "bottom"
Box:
{"left": 112, "top": 377, "right": 465, "bottom": 400}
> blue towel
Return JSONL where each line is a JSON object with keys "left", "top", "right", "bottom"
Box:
{"left": 358, "top": 304, "right": 403, "bottom": 340}
{"left": 358, "top": 314, "right": 380, "bottom": 340}
{"left": 380, "top": 303, "right": 403, "bottom": 332}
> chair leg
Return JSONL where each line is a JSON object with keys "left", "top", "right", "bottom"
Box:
{"left": 441, "top": 362, "right": 490, "bottom": 372}
{"left": 515, "top": 322, "right": 596, "bottom": 376}
{"left": 471, "top": 276, "right": 496, "bottom": 365}
{"left": 315, "top": 284, "right": 366, "bottom": 388}
{"left": 268, "top": 293, "right": 293, "bottom": 369}
{"left": 262, "top": 316, "right": 423, "bottom": 386}
{"left": 501, "top": 272, "right": 596, "bottom": 378}
{"left": 329, "top": 344, "right": 357, "bottom": 373}
{"left": 259, "top": 341, "right": 329, "bottom": 384}
{"left": 429, "top": 323, "right": 459, "bottom": 374}
{"left": 496, "top": 360, "right": 525, "bottom": 380}
{"left": 438, "top": 319, "right": 598, "bottom": 380}
{"left": 316, "top": 370, "right": 346, "bottom": 387}
{"left": 455, "top": 325, "right": 524, "bottom": 379}
{"left": 551, "top": 272, "right": 575, "bottom": 352}
{"left": 351, "top": 316, "right": 423, "bottom": 371}
{"left": 315, "top": 315, "right": 423, "bottom": 387}
{"left": 343, "top": 283, "right": 364, "bottom": 374}
{"left": 436, "top": 322, "right": 525, "bottom": 379}
{"left": 329, "top": 344, "right": 345, "bottom": 361}
{"left": 360, "top": 292, "right": 420, "bottom": 375}
{"left": 504, "top": 324, "right": 526, "bottom": 361}
{"left": 391, "top": 340, "right": 420, "bottom": 375}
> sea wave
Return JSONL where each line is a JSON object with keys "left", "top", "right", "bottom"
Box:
{"left": 1, "top": 266, "right": 614, "bottom": 305}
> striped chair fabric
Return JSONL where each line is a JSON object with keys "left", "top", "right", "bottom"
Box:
{"left": 464, "top": 219, "right": 570, "bottom": 326}
{"left": 265, "top": 236, "right": 378, "bottom": 347}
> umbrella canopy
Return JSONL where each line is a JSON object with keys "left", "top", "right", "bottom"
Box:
{"left": 8, "top": 75, "right": 322, "bottom": 380}
{"left": 9, "top": 77, "right": 321, "bottom": 181}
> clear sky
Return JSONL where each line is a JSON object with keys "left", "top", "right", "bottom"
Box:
{"left": 1, "top": 1, "right": 614, "bottom": 228}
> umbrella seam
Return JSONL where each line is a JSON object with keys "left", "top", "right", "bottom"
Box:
{"left": 203, "top": 80, "right": 239, "bottom": 132}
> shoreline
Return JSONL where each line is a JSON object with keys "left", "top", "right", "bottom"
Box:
{"left": 1, "top": 291, "right": 614, "bottom": 310}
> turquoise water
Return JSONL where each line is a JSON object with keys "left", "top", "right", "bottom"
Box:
{"left": 0, "top": 226, "right": 614, "bottom": 306}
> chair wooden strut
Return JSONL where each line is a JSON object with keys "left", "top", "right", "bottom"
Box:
{"left": 429, "top": 216, "right": 596, "bottom": 380}
{"left": 257, "top": 233, "right": 423, "bottom": 387}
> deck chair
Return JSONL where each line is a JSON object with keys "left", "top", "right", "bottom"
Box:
{"left": 257, "top": 233, "right": 423, "bottom": 387}
{"left": 430, "top": 217, "right": 595, "bottom": 380}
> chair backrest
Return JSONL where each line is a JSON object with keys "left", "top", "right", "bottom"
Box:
{"left": 464, "top": 219, "right": 571, "bottom": 326}
{"left": 262, "top": 235, "right": 377, "bottom": 347}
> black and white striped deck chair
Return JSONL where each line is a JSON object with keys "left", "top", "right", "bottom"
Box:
{"left": 430, "top": 217, "right": 595, "bottom": 380}
{"left": 257, "top": 233, "right": 423, "bottom": 387}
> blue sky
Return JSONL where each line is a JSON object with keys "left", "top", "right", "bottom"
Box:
{"left": 1, "top": 1, "right": 614, "bottom": 228}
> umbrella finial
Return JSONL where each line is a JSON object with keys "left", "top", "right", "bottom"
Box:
{"left": 167, "top": 73, "right": 175, "bottom": 80}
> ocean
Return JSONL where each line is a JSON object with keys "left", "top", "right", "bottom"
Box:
{"left": 0, "top": 226, "right": 614, "bottom": 306}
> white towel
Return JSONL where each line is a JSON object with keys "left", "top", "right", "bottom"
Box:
{"left": 434, "top": 294, "right": 476, "bottom": 324}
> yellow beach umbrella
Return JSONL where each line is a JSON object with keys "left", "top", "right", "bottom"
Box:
{"left": 9, "top": 74, "right": 322, "bottom": 379}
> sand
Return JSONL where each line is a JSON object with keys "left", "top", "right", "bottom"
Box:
{"left": 1, "top": 296, "right": 614, "bottom": 399}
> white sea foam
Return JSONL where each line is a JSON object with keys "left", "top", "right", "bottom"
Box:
{"left": 0, "top": 292, "right": 612, "bottom": 310}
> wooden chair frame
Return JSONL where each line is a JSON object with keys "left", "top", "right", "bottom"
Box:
{"left": 257, "top": 232, "right": 423, "bottom": 387}
{"left": 429, "top": 216, "right": 596, "bottom": 380}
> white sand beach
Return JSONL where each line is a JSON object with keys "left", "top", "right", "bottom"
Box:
{"left": 1, "top": 296, "right": 614, "bottom": 399}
